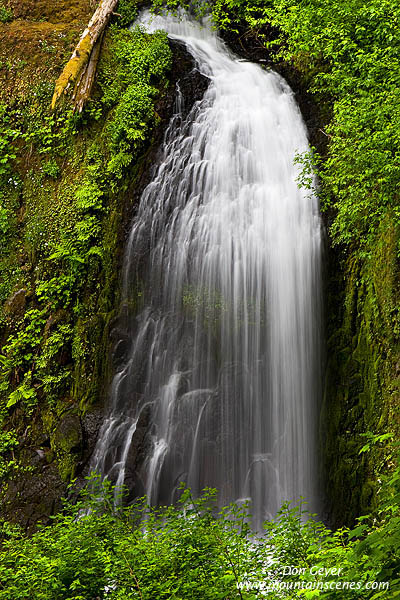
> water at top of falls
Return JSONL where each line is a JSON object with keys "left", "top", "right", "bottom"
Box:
{"left": 91, "top": 9, "right": 323, "bottom": 531}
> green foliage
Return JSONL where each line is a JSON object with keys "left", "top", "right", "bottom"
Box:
{"left": 0, "top": 104, "right": 20, "bottom": 178}
{"left": 1, "top": 309, "right": 46, "bottom": 376}
{"left": 98, "top": 26, "right": 171, "bottom": 179}
{"left": 359, "top": 433, "right": 395, "bottom": 455}
{"left": 0, "top": 19, "right": 173, "bottom": 487}
{"left": 0, "top": 430, "right": 18, "bottom": 479}
{"left": 75, "top": 178, "right": 105, "bottom": 212}
{"left": 41, "top": 158, "right": 60, "bottom": 179}
{"left": 0, "top": 462, "right": 399, "bottom": 599}
{"left": 36, "top": 324, "right": 73, "bottom": 402}
{"left": 99, "top": 26, "right": 171, "bottom": 108}
{"left": 36, "top": 274, "right": 77, "bottom": 309}
{"left": 109, "top": 83, "right": 155, "bottom": 149}
{"left": 152, "top": 0, "right": 207, "bottom": 18}
{"left": 117, "top": 0, "right": 140, "bottom": 28}
{"left": 0, "top": 309, "right": 46, "bottom": 417}
{"left": 0, "top": 482, "right": 250, "bottom": 600}
{"left": 6, "top": 371, "right": 36, "bottom": 410}
{"left": 0, "top": 2, "right": 12, "bottom": 23}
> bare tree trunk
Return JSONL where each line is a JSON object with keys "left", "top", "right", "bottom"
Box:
{"left": 51, "top": 0, "right": 118, "bottom": 111}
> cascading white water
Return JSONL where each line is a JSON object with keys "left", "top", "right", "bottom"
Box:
{"left": 91, "top": 10, "right": 322, "bottom": 529}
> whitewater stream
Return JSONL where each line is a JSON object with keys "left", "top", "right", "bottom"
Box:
{"left": 91, "top": 10, "right": 323, "bottom": 529}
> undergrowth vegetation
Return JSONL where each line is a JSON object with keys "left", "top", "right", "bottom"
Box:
{"left": 0, "top": 444, "right": 399, "bottom": 600}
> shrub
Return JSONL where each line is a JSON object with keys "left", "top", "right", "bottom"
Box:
{"left": 0, "top": 2, "right": 12, "bottom": 23}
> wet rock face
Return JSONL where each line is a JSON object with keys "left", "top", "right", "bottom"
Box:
{"left": 219, "top": 26, "right": 329, "bottom": 156}
{"left": 81, "top": 409, "right": 105, "bottom": 463}
{"left": 168, "top": 40, "right": 210, "bottom": 119}
{"left": 4, "top": 288, "right": 27, "bottom": 320}
{"left": 54, "top": 413, "right": 83, "bottom": 455}
{"left": 3, "top": 463, "right": 66, "bottom": 533}
{"left": 124, "top": 405, "right": 151, "bottom": 501}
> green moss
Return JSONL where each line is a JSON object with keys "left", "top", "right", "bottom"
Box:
{"left": 0, "top": 2, "right": 12, "bottom": 23}
{"left": 323, "top": 215, "right": 400, "bottom": 525}
{"left": 51, "top": 32, "right": 92, "bottom": 109}
{"left": 0, "top": 18, "right": 173, "bottom": 501}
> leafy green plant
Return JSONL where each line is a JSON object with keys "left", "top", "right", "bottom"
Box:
{"left": 0, "top": 104, "right": 20, "bottom": 178}
{"left": 0, "top": 482, "right": 251, "bottom": 600}
{"left": 0, "top": 2, "right": 12, "bottom": 23}
{"left": 116, "top": 0, "right": 140, "bottom": 28}
{"left": 6, "top": 371, "right": 36, "bottom": 410}
{"left": 41, "top": 159, "right": 60, "bottom": 179}
{"left": 36, "top": 274, "right": 77, "bottom": 309}
{"left": 0, "top": 469, "right": 399, "bottom": 599}
{"left": 109, "top": 83, "right": 155, "bottom": 150}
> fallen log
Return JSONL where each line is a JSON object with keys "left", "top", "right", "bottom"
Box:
{"left": 72, "top": 31, "right": 105, "bottom": 113}
{"left": 51, "top": 0, "right": 118, "bottom": 111}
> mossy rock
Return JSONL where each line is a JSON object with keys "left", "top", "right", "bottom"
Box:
{"left": 323, "top": 214, "right": 399, "bottom": 526}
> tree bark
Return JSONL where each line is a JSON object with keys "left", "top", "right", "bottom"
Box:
{"left": 72, "top": 31, "right": 105, "bottom": 113}
{"left": 51, "top": 0, "right": 118, "bottom": 111}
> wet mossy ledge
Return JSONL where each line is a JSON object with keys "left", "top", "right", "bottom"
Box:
{"left": 0, "top": 0, "right": 208, "bottom": 528}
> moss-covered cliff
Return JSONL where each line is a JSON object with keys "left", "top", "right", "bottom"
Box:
{"left": 323, "top": 216, "right": 400, "bottom": 525}
{"left": 0, "top": 0, "right": 208, "bottom": 528}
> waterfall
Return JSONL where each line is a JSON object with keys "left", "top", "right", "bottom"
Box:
{"left": 91, "top": 10, "right": 323, "bottom": 530}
